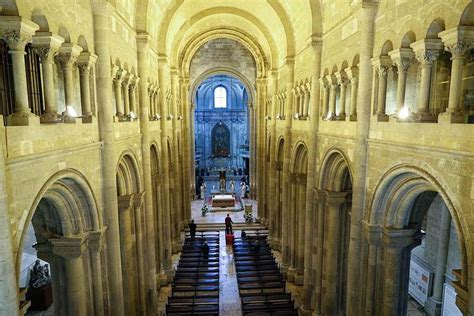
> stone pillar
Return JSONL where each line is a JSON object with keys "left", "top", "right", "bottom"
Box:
{"left": 112, "top": 66, "right": 126, "bottom": 120}
{"left": 300, "top": 38, "right": 322, "bottom": 315}
{"left": 256, "top": 77, "right": 267, "bottom": 221}
{"left": 295, "top": 173, "right": 307, "bottom": 285}
{"left": 50, "top": 235, "right": 89, "bottom": 316}
{"left": 0, "top": 121, "right": 18, "bottom": 315}
{"left": 425, "top": 208, "right": 452, "bottom": 316}
{"left": 88, "top": 229, "right": 106, "bottom": 316}
{"left": 439, "top": 27, "right": 474, "bottom": 123}
{"left": 326, "top": 74, "right": 337, "bottom": 119}
{"left": 117, "top": 195, "right": 138, "bottom": 315}
{"left": 362, "top": 221, "right": 382, "bottom": 315}
{"left": 269, "top": 70, "right": 279, "bottom": 246}
{"left": 319, "top": 77, "right": 329, "bottom": 118}
{"left": 77, "top": 52, "right": 97, "bottom": 123}
{"left": 388, "top": 48, "right": 414, "bottom": 118}
{"left": 56, "top": 43, "right": 82, "bottom": 117}
{"left": 335, "top": 71, "right": 348, "bottom": 120}
{"left": 133, "top": 193, "right": 147, "bottom": 315}
{"left": 346, "top": 3, "right": 378, "bottom": 315}
{"left": 411, "top": 39, "right": 443, "bottom": 122}
{"left": 32, "top": 32, "right": 64, "bottom": 123}
{"left": 181, "top": 77, "right": 192, "bottom": 221}
{"left": 382, "top": 228, "right": 419, "bottom": 316}
{"left": 281, "top": 57, "right": 295, "bottom": 276}
{"left": 371, "top": 55, "right": 391, "bottom": 121}
{"left": 91, "top": 2, "right": 125, "bottom": 313}
{"left": 0, "top": 18, "right": 39, "bottom": 125}
{"left": 322, "top": 191, "right": 348, "bottom": 314}
{"left": 345, "top": 67, "right": 359, "bottom": 121}
{"left": 302, "top": 84, "right": 310, "bottom": 118}
{"left": 129, "top": 75, "right": 139, "bottom": 115}
{"left": 122, "top": 73, "right": 131, "bottom": 118}
{"left": 313, "top": 189, "right": 326, "bottom": 314}
{"left": 158, "top": 55, "right": 174, "bottom": 280}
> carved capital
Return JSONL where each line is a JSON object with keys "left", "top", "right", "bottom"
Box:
{"left": 324, "top": 191, "right": 349, "bottom": 208}
{"left": 117, "top": 194, "right": 134, "bottom": 212}
{"left": 382, "top": 227, "right": 419, "bottom": 249}
{"left": 50, "top": 235, "right": 87, "bottom": 259}
{"left": 88, "top": 228, "right": 107, "bottom": 252}
{"left": 56, "top": 43, "right": 82, "bottom": 69}
{"left": 415, "top": 49, "right": 441, "bottom": 65}
{"left": 32, "top": 32, "right": 64, "bottom": 63}
{"left": 446, "top": 41, "right": 470, "bottom": 58}
{"left": 76, "top": 51, "right": 97, "bottom": 75}
{"left": 363, "top": 221, "right": 382, "bottom": 246}
{"left": 133, "top": 192, "right": 145, "bottom": 209}
{"left": 335, "top": 71, "right": 348, "bottom": 86}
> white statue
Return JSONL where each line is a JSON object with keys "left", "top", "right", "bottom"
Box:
{"left": 200, "top": 184, "right": 205, "bottom": 199}
{"left": 240, "top": 182, "right": 246, "bottom": 198}
{"left": 230, "top": 180, "right": 235, "bottom": 192}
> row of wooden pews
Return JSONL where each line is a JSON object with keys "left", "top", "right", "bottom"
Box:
{"left": 233, "top": 231, "right": 298, "bottom": 316}
{"left": 166, "top": 231, "right": 220, "bottom": 315}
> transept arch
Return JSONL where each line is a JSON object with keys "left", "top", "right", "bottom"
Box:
{"left": 366, "top": 164, "right": 468, "bottom": 315}
{"left": 18, "top": 169, "right": 102, "bottom": 315}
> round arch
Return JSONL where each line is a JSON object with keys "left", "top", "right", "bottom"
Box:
{"left": 116, "top": 151, "right": 143, "bottom": 195}
{"left": 190, "top": 67, "right": 256, "bottom": 108}
{"left": 319, "top": 147, "right": 354, "bottom": 191}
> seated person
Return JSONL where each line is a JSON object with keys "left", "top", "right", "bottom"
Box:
{"left": 241, "top": 230, "right": 247, "bottom": 239}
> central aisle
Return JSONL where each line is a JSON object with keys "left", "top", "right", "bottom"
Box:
{"left": 219, "top": 231, "right": 242, "bottom": 315}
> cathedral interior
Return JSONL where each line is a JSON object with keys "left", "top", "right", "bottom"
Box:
{"left": 0, "top": 0, "right": 472, "bottom": 315}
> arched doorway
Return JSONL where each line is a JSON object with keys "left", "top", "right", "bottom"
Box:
{"left": 116, "top": 153, "right": 146, "bottom": 315}
{"left": 288, "top": 143, "right": 308, "bottom": 284}
{"left": 366, "top": 167, "right": 466, "bottom": 315}
{"left": 18, "top": 171, "right": 103, "bottom": 315}
{"left": 317, "top": 150, "right": 353, "bottom": 315}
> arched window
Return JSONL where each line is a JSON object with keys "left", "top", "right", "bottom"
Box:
{"left": 214, "top": 86, "right": 227, "bottom": 108}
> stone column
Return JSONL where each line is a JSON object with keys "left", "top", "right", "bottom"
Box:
{"left": 122, "top": 73, "right": 131, "bottom": 118}
{"left": 77, "top": 52, "right": 97, "bottom": 123}
{"left": 117, "top": 195, "right": 138, "bottom": 315}
{"left": 136, "top": 33, "right": 158, "bottom": 310}
{"left": 326, "top": 74, "right": 337, "bottom": 120}
{"left": 88, "top": 229, "right": 106, "bottom": 316}
{"left": 129, "top": 75, "right": 139, "bottom": 115}
{"left": 295, "top": 173, "right": 307, "bottom": 285}
{"left": 0, "top": 118, "right": 18, "bottom": 315}
{"left": 362, "top": 221, "right": 382, "bottom": 315}
{"left": 32, "top": 32, "right": 64, "bottom": 123}
{"left": 382, "top": 228, "right": 419, "bottom": 316}
{"left": 300, "top": 38, "right": 322, "bottom": 315}
{"left": 0, "top": 19, "right": 39, "bottom": 125}
{"left": 256, "top": 77, "right": 267, "bottom": 221}
{"left": 388, "top": 48, "right": 414, "bottom": 118}
{"left": 281, "top": 57, "right": 295, "bottom": 276}
{"left": 50, "top": 235, "right": 88, "bottom": 316}
{"left": 439, "top": 27, "right": 474, "bottom": 123}
{"left": 56, "top": 43, "right": 82, "bottom": 117}
{"left": 346, "top": 3, "right": 378, "bottom": 315}
{"left": 313, "top": 189, "right": 326, "bottom": 314}
{"left": 181, "top": 77, "right": 192, "bottom": 221}
{"left": 133, "top": 193, "right": 147, "bottom": 314}
{"left": 112, "top": 66, "right": 126, "bottom": 120}
{"left": 411, "top": 39, "right": 443, "bottom": 122}
{"left": 302, "top": 84, "right": 310, "bottom": 118}
{"left": 425, "top": 208, "right": 452, "bottom": 316}
{"left": 322, "top": 191, "right": 348, "bottom": 314}
{"left": 345, "top": 67, "right": 359, "bottom": 121}
{"left": 158, "top": 55, "right": 174, "bottom": 281}
{"left": 92, "top": 2, "right": 125, "bottom": 313}
{"left": 371, "top": 55, "right": 391, "bottom": 121}
{"left": 319, "top": 77, "right": 329, "bottom": 118}
{"left": 335, "top": 71, "right": 348, "bottom": 120}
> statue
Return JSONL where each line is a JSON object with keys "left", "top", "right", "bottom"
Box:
{"left": 200, "top": 184, "right": 205, "bottom": 199}
{"left": 230, "top": 180, "right": 235, "bottom": 192}
{"left": 240, "top": 182, "right": 246, "bottom": 198}
{"left": 219, "top": 177, "right": 226, "bottom": 192}
{"left": 29, "top": 260, "right": 51, "bottom": 289}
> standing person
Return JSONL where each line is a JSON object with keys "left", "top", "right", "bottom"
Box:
{"left": 201, "top": 241, "right": 209, "bottom": 257}
{"left": 189, "top": 219, "right": 197, "bottom": 239}
{"left": 225, "top": 214, "right": 233, "bottom": 234}
{"left": 240, "top": 182, "right": 246, "bottom": 199}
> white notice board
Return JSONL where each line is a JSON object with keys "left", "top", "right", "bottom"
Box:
{"left": 408, "top": 258, "right": 433, "bottom": 306}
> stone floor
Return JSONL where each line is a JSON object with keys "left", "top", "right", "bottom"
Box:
{"left": 191, "top": 198, "right": 258, "bottom": 224}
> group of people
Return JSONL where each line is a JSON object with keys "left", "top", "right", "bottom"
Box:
{"left": 188, "top": 214, "right": 234, "bottom": 239}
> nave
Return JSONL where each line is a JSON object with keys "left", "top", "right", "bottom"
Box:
{"left": 160, "top": 227, "right": 299, "bottom": 316}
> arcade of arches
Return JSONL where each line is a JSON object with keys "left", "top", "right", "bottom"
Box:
{"left": 0, "top": 1, "right": 472, "bottom": 316}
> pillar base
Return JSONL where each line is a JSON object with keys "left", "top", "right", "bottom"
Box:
{"left": 299, "top": 304, "right": 313, "bottom": 316}
{"left": 40, "top": 112, "right": 61, "bottom": 124}
{"left": 158, "top": 272, "right": 169, "bottom": 286}
{"left": 295, "top": 272, "right": 304, "bottom": 285}
{"left": 424, "top": 297, "right": 442, "bottom": 316}
{"left": 376, "top": 113, "right": 389, "bottom": 122}
{"left": 81, "top": 115, "right": 95, "bottom": 124}
{"left": 335, "top": 114, "right": 346, "bottom": 121}
{"left": 280, "top": 264, "right": 289, "bottom": 280}
{"left": 349, "top": 114, "right": 357, "bottom": 121}
{"left": 7, "top": 112, "right": 40, "bottom": 126}
{"left": 287, "top": 267, "right": 296, "bottom": 282}
{"left": 415, "top": 111, "right": 437, "bottom": 123}
{"left": 165, "top": 268, "right": 175, "bottom": 283}
{"left": 438, "top": 111, "right": 466, "bottom": 124}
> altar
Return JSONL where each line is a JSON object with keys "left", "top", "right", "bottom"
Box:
{"left": 207, "top": 191, "right": 243, "bottom": 212}
{"left": 211, "top": 193, "right": 235, "bottom": 208}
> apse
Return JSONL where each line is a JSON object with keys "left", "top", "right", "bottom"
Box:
{"left": 194, "top": 74, "right": 249, "bottom": 182}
